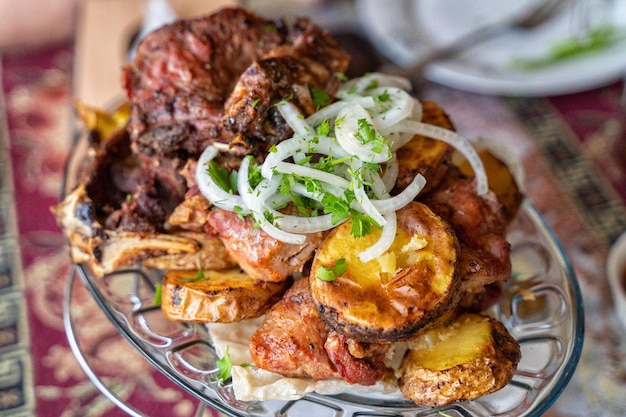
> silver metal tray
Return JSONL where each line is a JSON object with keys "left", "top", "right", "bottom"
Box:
{"left": 61, "top": 129, "right": 584, "bottom": 417}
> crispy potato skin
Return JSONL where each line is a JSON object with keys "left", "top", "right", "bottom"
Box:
{"left": 162, "top": 269, "right": 292, "bottom": 323}
{"left": 398, "top": 313, "right": 521, "bottom": 407}
{"left": 310, "top": 201, "right": 461, "bottom": 344}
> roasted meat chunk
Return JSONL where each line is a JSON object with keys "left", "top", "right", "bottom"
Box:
{"left": 250, "top": 279, "right": 389, "bottom": 385}
{"left": 123, "top": 8, "right": 286, "bottom": 157}
{"left": 206, "top": 207, "right": 325, "bottom": 282}
{"left": 51, "top": 184, "right": 202, "bottom": 277}
{"left": 420, "top": 169, "right": 511, "bottom": 302}
{"left": 250, "top": 279, "right": 340, "bottom": 380}
{"left": 324, "top": 331, "right": 389, "bottom": 386}
{"left": 124, "top": 7, "right": 349, "bottom": 159}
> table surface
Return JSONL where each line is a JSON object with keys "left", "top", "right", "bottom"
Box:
{"left": 1, "top": 1, "right": 625, "bottom": 416}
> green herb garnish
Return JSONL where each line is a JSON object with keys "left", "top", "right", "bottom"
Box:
{"left": 511, "top": 26, "right": 626, "bottom": 70}
{"left": 355, "top": 118, "right": 386, "bottom": 154}
{"left": 215, "top": 347, "right": 233, "bottom": 384}
{"left": 316, "top": 118, "right": 331, "bottom": 136}
{"left": 350, "top": 211, "right": 379, "bottom": 238}
{"left": 310, "top": 85, "right": 330, "bottom": 108}
{"left": 316, "top": 258, "right": 348, "bottom": 281}
{"left": 207, "top": 160, "right": 237, "bottom": 193}
{"left": 181, "top": 269, "right": 208, "bottom": 283}
{"left": 153, "top": 284, "right": 163, "bottom": 306}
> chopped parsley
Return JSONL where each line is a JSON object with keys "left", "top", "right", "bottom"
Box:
{"left": 310, "top": 85, "right": 330, "bottom": 108}
{"left": 214, "top": 347, "right": 232, "bottom": 384}
{"left": 364, "top": 79, "right": 379, "bottom": 91}
{"left": 355, "top": 118, "right": 386, "bottom": 154}
{"left": 376, "top": 89, "right": 390, "bottom": 102}
{"left": 511, "top": 25, "right": 626, "bottom": 70}
{"left": 316, "top": 258, "right": 348, "bottom": 282}
{"left": 334, "top": 72, "right": 348, "bottom": 81}
{"left": 321, "top": 192, "right": 353, "bottom": 225}
{"left": 214, "top": 346, "right": 252, "bottom": 385}
{"left": 153, "top": 284, "right": 163, "bottom": 306}
{"left": 316, "top": 118, "right": 331, "bottom": 136}
{"left": 207, "top": 160, "right": 237, "bottom": 194}
{"left": 181, "top": 269, "right": 208, "bottom": 283}
{"left": 246, "top": 157, "right": 264, "bottom": 189}
{"left": 350, "top": 211, "right": 379, "bottom": 237}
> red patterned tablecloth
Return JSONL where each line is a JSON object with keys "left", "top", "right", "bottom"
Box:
{"left": 1, "top": 43, "right": 222, "bottom": 417}
{"left": 1, "top": 41, "right": 625, "bottom": 417}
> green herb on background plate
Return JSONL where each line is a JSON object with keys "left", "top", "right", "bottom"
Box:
{"left": 510, "top": 25, "right": 626, "bottom": 70}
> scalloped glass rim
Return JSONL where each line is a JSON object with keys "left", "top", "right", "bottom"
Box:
{"left": 61, "top": 128, "right": 585, "bottom": 417}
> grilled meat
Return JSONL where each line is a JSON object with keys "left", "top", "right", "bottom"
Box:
{"left": 250, "top": 279, "right": 389, "bottom": 385}
{"left": 206, "top": 207, "right": 325, "bottom": 282}
{"left": 324, "top": 331, "right": 389, "bottom": 386}
{"left": 250, "top": 279, "right": 340, "bottom": 380}
{"left": 420, "top": 168, "right": 511, "bottom": 299}
{"left": 123, "top": 7, "right": 349, "bottom": 159}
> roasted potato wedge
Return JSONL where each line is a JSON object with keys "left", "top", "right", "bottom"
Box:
{"left": 457, "top": 149, "right": 523, "bottom": 224}
{"left": 310, "top": 201, "right": 461, "bottom": 344}
{"left": 161, "top": 269, "right": 292, "bottom": 323}
{"left": 398, "top": 313, "right": 521, "bottom": 407}
{"left": 394, "top": 101, "right": 454, "bottom": 195}
{"left": 74, "top": 99, "right": 130, "bottom": 141}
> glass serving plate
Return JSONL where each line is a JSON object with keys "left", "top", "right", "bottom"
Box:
{"left": 61, "top": 129, "right": 584, "bottom": 417}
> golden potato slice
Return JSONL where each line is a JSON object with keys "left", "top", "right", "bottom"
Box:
{"left": 399, "top": 313, "right": 521, "bottom": 407}
{"left": 161, "top": 269, "right": 292, "bottom": 323}
{"left": 310, "top": 201, "right": 461, "bottom": 344}
{"left": 74, "top": 99, "right": 130, "bottom": 140}
{"left": 457, "top": 149, "right": 523, "bottom": 224}
{"left": 394, "top": 101, "right": 454, "bottom": 195}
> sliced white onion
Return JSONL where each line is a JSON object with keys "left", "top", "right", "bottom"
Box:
{"left": 195, "top": 146, "right": 249, "bottom": 214}
{"left": 306, "top": 96, "right": 376, "bottom": 126}
{"left": 399, "top": 121, "right": 488, "bottom": 195}
{"left": 353, "top": 185, "right": 386, "bottom": 227}
{"left": 237, "top": 155, "right": 254, "bottom": 209}
{"left": 262, "top": 135, "right": 348, "bottom": 179}
{"left": 372, "top": 174, "right": 426, "bottom": 213}
{"left": 195, "top": 72, "right": 489, "bottom": 254}
{"left": 275, "top": 212, "right": 337, "bottom": 233}
{"left": 369, "top": 87, "right": 414, "bottom": 130}
{"left": 274, "top": 161, "right": 352, "bottom": 190}
{"left": 277, "top": 101, "right": 313, "bottom": 136}
{"left": 248, "top": 177, "right": 307, "bottom": 244}
{"left": 338, "top": 72, "right": 412, "bottom": 97}
{"left": 381, "top": 157, "right": 399, "bottom": 191}
{"left": 335, "top": 102, "right": 392, "bottom": 163}
{"left": 358, "top": 210, "right": 397, "bottom": 263}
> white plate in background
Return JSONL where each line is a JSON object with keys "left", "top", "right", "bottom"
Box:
{"left": 357, "top": 0, "right": 626, "bottom": 96}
